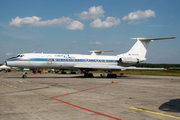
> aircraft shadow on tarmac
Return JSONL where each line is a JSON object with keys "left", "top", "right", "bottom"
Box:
{"left": 5, "top": 73, "right": 130, "bottom": 79}
{"left": 159, "top": 99, "right": 180, "bottom": 112}
{"left": 5, "top": 75, "right": 129, "bottom": 79}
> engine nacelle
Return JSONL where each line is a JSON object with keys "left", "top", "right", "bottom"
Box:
{"left": 119, "top": 57, "right": 139, "bottom": 64}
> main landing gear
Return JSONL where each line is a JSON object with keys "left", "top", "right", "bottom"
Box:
{"left": 84, "top": 71, "right": 94, "bottom": 77}
{"left": 61, "top": 70, "right": 67, "bottom": 74}
{"left": 83, "top": 70, "right": 117, "bottom": 78}
{"left": 70, "top": 70, "right": 76, "bottom": 74}
{"left": 104, "top": 71, "right": 117, "bottom": 78}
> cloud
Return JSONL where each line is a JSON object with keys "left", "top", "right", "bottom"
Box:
{"left": 122, "top": 9, "right": 156, "bottom": 24}
{"left": 70, "top": 41, "right": 77, "bottom": 43}
{"left": 128, "top": 19, "right": 148, "bottom": 25}
{"left": 87, "top": 42, "right": 103, "bottom": 45}
{"left": 117, "top": 42, "right": 121, "bottom": 45}
{"left": 90, "top": 17, "right": 120, "bottom": 28}
{"left": 9, "top": 16, "right": 84, "bottom": 30}
{"left": 76, "top": 6, "right": 105, "bottom": 20}
{"left": 5, "top": 53, "right": 13, "bottom": 56}
{"left": 66, "top": 21, "right": 84, "bottom": 30}
{"left": 148, "top": 25, "right": 163, "bottom": 27}
{"left": 1, "top": 31, "right": 34, "bottom": 40}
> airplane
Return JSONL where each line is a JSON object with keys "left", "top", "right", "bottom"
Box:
{"left": 5, "top": 37, "right": 175, "bottom": 78}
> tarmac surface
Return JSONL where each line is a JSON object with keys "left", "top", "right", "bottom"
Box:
{"left": 0, "top": 71, "right": 180, "bottom": 120}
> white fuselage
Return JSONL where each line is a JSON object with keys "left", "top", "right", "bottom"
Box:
{"left": 7, "top": 53, "right": 125, "bottom": 69}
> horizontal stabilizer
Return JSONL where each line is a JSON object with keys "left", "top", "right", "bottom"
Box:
{"left": 89, "top": 50, "right": 114, "bottom": 55}
{"left": 131, "top": 37, "right": 176, "bottom": 41}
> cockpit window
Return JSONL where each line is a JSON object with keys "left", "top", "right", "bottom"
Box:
{"left": 16, "top": 54, "right": 24, "bottom": 57}
{"left": 16, "top": 55, "right": 20, "bottom": 57}
{"left": 7, "top": 54, "right": 24, "bottom": 60}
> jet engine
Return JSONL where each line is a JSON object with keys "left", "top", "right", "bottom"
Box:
{"left": 119, "top": 57, "right": 139, "bottom": 64}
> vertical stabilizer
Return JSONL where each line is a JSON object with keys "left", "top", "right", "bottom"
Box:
{"left": 119, "top": 37, "right": 175, "bottom": 61}
{"left": 127, "top": 38, "right": 150, "bottom": 60}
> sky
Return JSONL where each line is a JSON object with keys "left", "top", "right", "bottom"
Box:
{"left": 0, "top": 0, "right": 180, "bottom": 64}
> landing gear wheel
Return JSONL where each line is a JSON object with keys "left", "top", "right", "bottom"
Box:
{"left": 22, "top": 71, "right": 27, "bottom": 78}
{"left": 61, "top": 71, "right": 67, "bottom": 74}
{"left": 70, "top": 72, "right": 76, "bottom": 74}
{"left": 22, "top": 74, "right": 27, "bottom": 78}
{"left": 84, "top": 73, "right": 94, "bottom": 77}
{"left": 106, "top": 74, "right": 117, "bottom": 78}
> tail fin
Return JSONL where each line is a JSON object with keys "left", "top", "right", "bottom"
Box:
{"left": 119, "top": 37, "right": 175, "bottom": 61}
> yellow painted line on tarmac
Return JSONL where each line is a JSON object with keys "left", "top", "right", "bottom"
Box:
{"left": 129, "top": 107, "right": 180, "bottom": 119}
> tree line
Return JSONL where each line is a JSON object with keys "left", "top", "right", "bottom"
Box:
{"left": 133, "top": 63, "right": 180, "bottom": 69}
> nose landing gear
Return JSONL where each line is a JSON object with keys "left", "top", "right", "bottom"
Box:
{"left": 22, "top": 71, "right": 27, "bottom": 78}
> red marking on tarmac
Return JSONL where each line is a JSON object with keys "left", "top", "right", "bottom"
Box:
{"left": 51, "top": 83, "right": 122, "bottom": 120}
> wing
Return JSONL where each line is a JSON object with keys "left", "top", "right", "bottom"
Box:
{"left": 73, "top": 64, "right": 164, "bottom": 71}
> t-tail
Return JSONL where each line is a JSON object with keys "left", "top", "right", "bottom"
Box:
{"left": 117, "top": 37, "right": 176, "bottom": 65}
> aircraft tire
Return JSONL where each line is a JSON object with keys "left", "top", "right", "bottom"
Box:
{"left": 84, "top": 73, "right": 94, "bottom": 77}
{"left": 107, "top": 74, "right": 117, "bottom": 78}
{"left": 61, "top": 72, "right": 67, "bottom": 74}
{"left": 70, "top": 72, "right": 76, "bottom": 74}
{"left": 22, "top": 75, "right": 27, "bottom": 78}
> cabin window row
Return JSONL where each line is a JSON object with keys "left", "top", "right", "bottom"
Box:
{"left": 51, "top": 59, "right": 118, "bottom": 62}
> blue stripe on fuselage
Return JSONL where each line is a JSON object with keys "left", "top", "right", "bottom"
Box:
{"left": 7, "top": 58, "right": 47, "bottom": 61}
{"left": 29, "top": 58, "right": 48, "bottom": 61}
{"left": 7, "top": 58, "right": 119, "bottom": 62}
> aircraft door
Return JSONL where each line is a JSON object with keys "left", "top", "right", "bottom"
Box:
{"left": 47, "top": 55, "right": 52, "bottom": 65}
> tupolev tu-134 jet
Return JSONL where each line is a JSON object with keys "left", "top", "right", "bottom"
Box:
{"left": 6, "top": 37, "right": 175, "bottom": 78}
